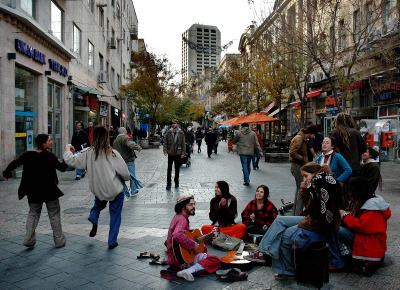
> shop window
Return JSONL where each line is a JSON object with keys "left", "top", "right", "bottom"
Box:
{"left": 51, "top": 1, "right": 63, "bottom": 41}
{"left": 15, "top": 66, "right": 37, "bottom": 157}
{"left": 86, "top": 0, "right": 94, "bottom": 13}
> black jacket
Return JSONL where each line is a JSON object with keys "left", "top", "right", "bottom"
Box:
{"left": 3, "top": 150, "right": 68, "bottom": 203}
{"left": 71, "top": 130, "right": 89, "bottom": 152}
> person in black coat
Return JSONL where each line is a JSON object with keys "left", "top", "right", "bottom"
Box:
{"left": 3, "top": 134, "right": 68, "bottom": 248}
{"left": 71, "top": 121, "right": 89, "bottom": 180}
{"left": 195, "top": 127, "right": 204, "bottom": 153}
{"left": 205, "top": 128, "right": 217, "bottom": 158}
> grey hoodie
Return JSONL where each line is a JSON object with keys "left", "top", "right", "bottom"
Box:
{"left": 233, "top": 127, "right": 261, "bottom": 155}
{"left": 361, "top": 195, "right": 390, "bottom": 211}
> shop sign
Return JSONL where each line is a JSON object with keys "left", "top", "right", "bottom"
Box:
{"left": 48, "top": 59, "right": 68, "bottom": 77}
{"left": 374, "top": 90, "right": 400, "bottom": 105}
{"left": 325, "top": 106, "right": 339, "bottom": 117}
{"left": 15, "top": 39, "right": 46, "bottom": 65}
{"left": 315, "top": 108, "right": 326, "bottom": 114}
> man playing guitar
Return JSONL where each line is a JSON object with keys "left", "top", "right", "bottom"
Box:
{"left": 166, "top": 194, "right": 220, "bottom": 281}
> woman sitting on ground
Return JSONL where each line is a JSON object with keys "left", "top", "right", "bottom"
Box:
{"left": 201, "top": 181, "right": 246, "bottom": 239}
{"left": 251, "top": 162, "right": 344, "bottom": 278}
{"left": 340, "top": 176, "right": 391, "bottom": 276}
{"left": 241, "top": 185, "right": 278, "bottom": 243}
{"left": 316, "top": 136, "right": 352, "bottom": 185}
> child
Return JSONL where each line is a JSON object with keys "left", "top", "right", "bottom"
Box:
{"left": 340, "top": 176, "right": 391, "bottom": 276}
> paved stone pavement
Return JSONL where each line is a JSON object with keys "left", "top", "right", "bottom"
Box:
{"left": 0, "top": 142, "right": 399, "bottom": 289}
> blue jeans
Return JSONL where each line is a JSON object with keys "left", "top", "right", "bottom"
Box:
{"left": 239, "top": 155, "right": 253, "bottom": 183}
{"left": 88, "top": 192, "right": 124, "bottom": 247}
{"left": 251, "top": 149, "right": 261, "bottom": 169}
{"left": 76, "top": 168, "right": 85, "bottom": 178}
{"left": 126, "top": 161, "right": 138, "bottom": 193}
{"left": 259, "top": 215, "right": 303, "bottom": 259}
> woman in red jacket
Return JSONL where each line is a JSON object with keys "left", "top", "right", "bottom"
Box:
{"left": 340, "top": 176, "right": 391, "bottom": 276}
{"left": 241, "top": 185, "right": 278, "bottom": 243}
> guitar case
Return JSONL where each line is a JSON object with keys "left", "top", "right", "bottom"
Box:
{"left": 219, "top": 244, "right": 253, "bottom": 271}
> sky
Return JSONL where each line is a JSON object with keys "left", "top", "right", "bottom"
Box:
{"left": 133, "top": 0, "right": 274, "bottom": 75}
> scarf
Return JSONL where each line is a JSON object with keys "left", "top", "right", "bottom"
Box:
{"left": 320, "top": 150, "right": 334, "bottom": 166}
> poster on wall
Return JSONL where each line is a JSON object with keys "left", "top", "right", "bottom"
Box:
{"left": 99, "top": 102, "right": 108, "bottom": 117}
{"left": 26, "top": 130, "right": 34, "bottom": 150}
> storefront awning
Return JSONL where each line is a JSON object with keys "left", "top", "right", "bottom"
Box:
{"left": 348, "top": 80, "right": 364, "bottom": 90}
{"left": 306, "top": 89, "right": 322, "bottom": 99}
{"left": 261, "top": 101, "right": 276, "bottom": 114}
{"left": 74, "top": 85, "right": 103, "bottom": 99}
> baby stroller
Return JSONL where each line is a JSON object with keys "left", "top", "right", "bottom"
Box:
{"left": 180, "top": 143, "right": 192, "bottom": 167}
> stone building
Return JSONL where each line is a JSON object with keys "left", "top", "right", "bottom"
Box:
{"left": 0, "top": 0, "right": 139, "bottom": 171}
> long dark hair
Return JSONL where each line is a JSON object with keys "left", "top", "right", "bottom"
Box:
{"left": 332, "top": 113, "right": 356, "bottom": 150}
{"left": 255, "top": 184, "right": 270, "bottom": 206}
{"left": 92, "top": 126, "right": 112, "bottom": 160}
{"left": 175, "top": 198, "right": 192, "bottom": 214}
{"left": 35, "top": 134, "right": 49, "bottom": 150}
{"left": 216, "top": 180, "right": 232, "bottom": 199}
{"left": 349, "top": 176, "right": 375, "bottom": 217}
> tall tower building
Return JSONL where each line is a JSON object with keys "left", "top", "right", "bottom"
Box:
{"left": 181, "top": 24, "right": 221, "bottom": 87}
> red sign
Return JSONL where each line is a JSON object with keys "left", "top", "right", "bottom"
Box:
{"left": 375, "top": 82, "right": 400, "bottom": 94}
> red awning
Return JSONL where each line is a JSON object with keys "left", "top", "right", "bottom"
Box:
{"left": 306, "top": 89, "right": 322, "bottom": 99}
{"left": 348, "top": 80, "right": 364, "bottom": 90}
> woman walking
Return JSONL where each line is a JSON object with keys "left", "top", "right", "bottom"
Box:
{"left": 3, "top": 134, "right": 68, "bottom": 248}
{"left": 64, "top": 126, "right": 130, "bottom": 249}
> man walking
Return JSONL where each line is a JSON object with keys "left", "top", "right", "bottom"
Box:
{"left": 71, "top": 121, "right": 89, "bottom": 180}
{"left": 289, "top": 124, "right": 317, "bottom": 215}
{"left": 205, "top": 128, "right": 217, "bottom": 158}
{"left": 233, "top": 122, "right": 261, "bottom": 186}
{"left": 163, "top": 120, "right": 185, "bottom": 190}
{"left": 113, "top": 127, "right": 143, "bottom": 197}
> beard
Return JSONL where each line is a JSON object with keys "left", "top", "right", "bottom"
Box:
{"left": 189, "top": 209, "right": 195, "bottom": 216}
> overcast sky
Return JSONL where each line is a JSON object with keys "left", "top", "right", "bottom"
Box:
{"left": 133, "top": 0, "right": 274, "bottom": 75}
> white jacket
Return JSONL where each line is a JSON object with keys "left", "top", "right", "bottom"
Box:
{"left": 63, "top": 148, "right": 130, "bottom": 201}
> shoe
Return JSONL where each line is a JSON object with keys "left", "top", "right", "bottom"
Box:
{"left": 89, "top": 223, "right": 98, "bottom": 237}
{"left": 219, "top": 268, "right": 248, "bottom": 282}
{"left": 108, "top": 243, "right": 119, "bottom": 250}
{"left": 166, "top": 185, "right": 171, "bottom": 190}
{"left": 81, "top": 172, "right": 86, "bottom": 178}
{"left": 75, "top": 176, "right": 81, "bottom": 181}
{"left": 23, "top": 242, "right": 36, "bottom": 248}
{"left": 177, "top": 269, "right": 194, "bottom": 281}
{"left": 175, "top": 183, "right": 179, "bottom": 188}
{"left": 274, "top": 273, "right": 296, "bottom": 281}
{"left": 244, "top": 250, "right": 269, "bottom": 263}
{"left": 243, "top": 182, "right": 250, "bottom": 186}
{"left": 131, "top": 190, "right": 139, "bottom": 197}
{"left": 55, "top": 241, "right": 66, "bottom": 248}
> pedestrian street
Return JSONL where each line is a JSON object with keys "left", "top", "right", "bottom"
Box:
{"left": 0, "top": 142, "right": 400, "bottom": 289}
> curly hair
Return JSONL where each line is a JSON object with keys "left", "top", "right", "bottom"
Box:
{"left": 332, "top": 113, "right": 356, "bottom": 150}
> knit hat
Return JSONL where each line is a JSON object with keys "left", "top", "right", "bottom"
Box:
{"left": 176, "top": 194, "right": 194, "bottom": 205}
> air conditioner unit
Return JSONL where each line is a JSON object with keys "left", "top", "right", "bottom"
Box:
{"left": 98, "top": 71, "right": 108, "bottom": 83}
{"left": 108, "top": 38, "right": 117, "bottom": 49}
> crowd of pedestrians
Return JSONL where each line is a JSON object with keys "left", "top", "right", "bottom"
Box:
{"left": 1, "top": 112, "right": 391, "bottom": 284}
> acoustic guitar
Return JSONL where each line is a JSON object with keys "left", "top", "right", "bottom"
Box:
{"left": 220, "top": 243, "right": 253, "bottom": 271}
{"left": 172, "top": 228, "right": 216, "bottom": 265}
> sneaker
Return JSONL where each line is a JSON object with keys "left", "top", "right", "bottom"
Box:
{"left": 89, "top": 223, "right": 97, "bottom": 237}
{"left": 244, "top": 250, "right": 268, "bottom": 263}
{"left": 108, "top": 243, "right": 119, "bottom": 250}
{"left": 131, "top": 190, "right": 139, "bottom": 197}
{"left": 166, "top": 185, "right": 171, "bottom": 190}
{"left": 243, "top": 182, "right": 250, "bottom": 186}
{"left": 75, "top": 176, "right": 81, "bottom": 181}
{"left": 175, "top": 183, "right": 179, "bottom": 188}
{"left": 177, "top": 269, "right": 194, "bottom": 281}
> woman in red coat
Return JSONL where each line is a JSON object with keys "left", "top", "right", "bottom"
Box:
{"left": 340, "top": 176, "right": 391, "bottom": 276}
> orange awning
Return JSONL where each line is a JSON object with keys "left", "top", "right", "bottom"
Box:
{"left": 306, "top": 89, "right": 322, "bottom": 99}
{"left": 242, "top": 112, "right": 277, "bottom": 124}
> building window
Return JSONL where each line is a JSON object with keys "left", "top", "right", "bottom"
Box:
{"left": 51, "top": 1, "right": 63, "bottom": 41}
{"left": 99, "top": 7, "right": 104, "bottom": 28}
{"left": 73, "top": 24, "right": 81, "bottom": 56}
{"left": 111, "top": 67, "right": 115, "bottom": 88}
{"left": 99, "top": 53, "right": 104, "bottom": 72}
{"left": 21, "top": 0, "right": 34, "bottom": 17}
{"left": 87, "top": 0, "right": 94, "bottom": 13}
{"left": 353, "top": 9, "right": 360, "bottom": 39}
{"left": 338, "top": 20, "right": 346, "bottom": 50}
{"left": 117, "top": 74, "right": 120, "bottom": 89}
{"left": 123, "top": 64, "right": 125, "bottom": 79}
{"left": 88, "top": 41, "right": 94, "bottom": 68}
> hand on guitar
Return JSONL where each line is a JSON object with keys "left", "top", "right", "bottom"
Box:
{"left": 193, "top": 243, "right": 204, "bottom": 254}
{"left": 219, "top": 198, "right": 227, "bottom": 207}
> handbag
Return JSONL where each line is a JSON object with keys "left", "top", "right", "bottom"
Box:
{"left": 212, "top": 232, "right": 242, "bottom": 251}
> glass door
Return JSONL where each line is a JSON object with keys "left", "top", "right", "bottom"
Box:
{"left": 323, "top": 116, "right": 335, "bottom": 137}
{"left": 48, "top": 82, "right": 63, "bottom": 158}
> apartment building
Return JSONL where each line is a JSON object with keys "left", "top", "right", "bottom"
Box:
{"left": 181, "top": 24, "right": 221, "bottom": 89}
{"left": 239, "top": 0, "right": 399, "bottom": 136}
{"left": 0, "top": 0, "right": 138, "bottom": 171}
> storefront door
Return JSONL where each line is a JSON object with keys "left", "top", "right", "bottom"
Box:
{"left": 323, "top": 116, "right": 335, "bottom": 136}
{"left": 15, "top": 66, "right": 37, "bottom": 157}
{"left": 48, "top": 82, "right": 63, "bottom": 158}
